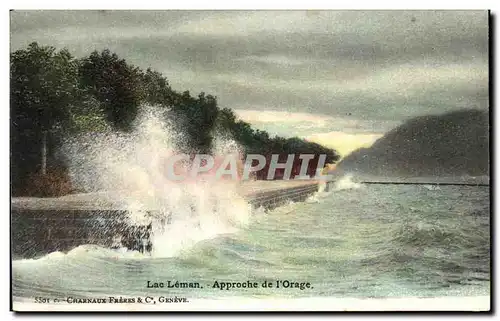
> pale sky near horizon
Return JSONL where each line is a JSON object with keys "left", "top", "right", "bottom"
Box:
{"left": 10, "top": 10, "right": 489, "bottom": 156}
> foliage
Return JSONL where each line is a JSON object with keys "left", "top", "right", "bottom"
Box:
{"left": 10, "top": 42, "right": 340, "bottom": 196}
{"left": 79, "top": 49, "right": 143, "bottom": 132}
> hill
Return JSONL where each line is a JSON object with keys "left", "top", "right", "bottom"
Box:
{"left": 336, "top": 109, "right": 489, "bottom": 177}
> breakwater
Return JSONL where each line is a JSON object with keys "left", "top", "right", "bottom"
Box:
{"left": 11, "top": 180, "right": 331, "bottom": 259}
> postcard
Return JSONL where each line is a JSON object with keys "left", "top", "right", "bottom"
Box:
{"left": 10, "top": 10, "right": 490, "bottom": 312}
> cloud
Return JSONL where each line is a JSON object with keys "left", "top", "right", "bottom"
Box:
{"left": 305, "top": 131, "right": 382, "bottom": 157}
{"left": 234, "top": 109, "right": 388, "bottom": 156}
{"left": 10, "top": 10, "right": 489, "bottom": 134}
{"left": 234, "top": 109, "right": 400, "bottom": 133}
{"left": 234, "top": 109, "right": 332, "bottom": 125}
{"left": 236, "top": 55, "right": 313, "bottom": 66}
{"left": 173, "top": 12, "right": 312, "bottom": 36}
{"left": 210, "top": 61, "right": 486, "bottom": 99}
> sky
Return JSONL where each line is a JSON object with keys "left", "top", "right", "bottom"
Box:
{"left": 10, "top": 10, "right": 489, "bottom": 156}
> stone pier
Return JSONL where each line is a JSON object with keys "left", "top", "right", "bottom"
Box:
{"left": 11, "top": 180, "right": 333, "bottom": 259}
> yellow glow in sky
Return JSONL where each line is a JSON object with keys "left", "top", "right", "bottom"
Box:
{"left": 306, "top": 131, "right": 382, "bottom": 158}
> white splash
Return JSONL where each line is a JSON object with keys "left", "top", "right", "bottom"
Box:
{"left": 333, "top": 174, "right": 364, "bottom": 191}
{"left": 423, "top": 185, "right": 441, "bottom": 191}
{"left": 63, "top": 105, "right": 251, "bottom": 258}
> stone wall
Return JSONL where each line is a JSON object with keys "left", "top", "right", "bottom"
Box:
{"left": 12, "top": 181, "right": 328, "bottom": 259}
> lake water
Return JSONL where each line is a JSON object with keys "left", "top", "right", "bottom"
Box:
{"left": 12, "top": 179, "right": 490, "bottom": 302}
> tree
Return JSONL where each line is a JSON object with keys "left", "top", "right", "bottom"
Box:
{"left": 11, "top": 43, "right": 342, "bottom": 196}
{"left": 79, "top": 50, "right": 143, "bottom": 131}
{"left": 11, "top": 42, "right": 81, "bottom": 177}
{"left": 139, "top": 67, "right": 174, "bottom": 106}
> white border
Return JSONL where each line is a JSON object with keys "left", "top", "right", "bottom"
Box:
{"left": 1, "top": 1, "right": 497, "bottom": 10}
{"left": 10, "top": 296, "right": 492, "bottom": 312}
{"left": 2, "top": 1, "right": 496, "bottom": 319}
